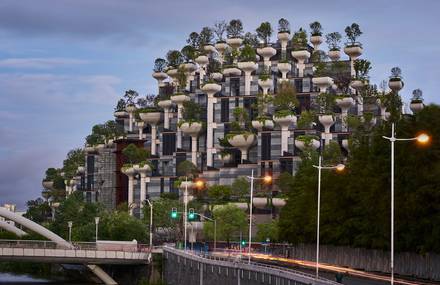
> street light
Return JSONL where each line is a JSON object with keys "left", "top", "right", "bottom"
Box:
{"left": 146, "top": 199, "right": 153, "bottom": 249}
{"left": 246, "top": 170, "right": 272, "bottom": 264}
{"left": 312, "top": 156, "right": 345, "bottom": 279}
{"left": 67, "top": 221, "right": 73, "bottom": 243}
{"left": 382, "top": 123, "right": 429, "bottom": 285}
{"left": 94, "top": 217, "right": 100, "bottom": 242}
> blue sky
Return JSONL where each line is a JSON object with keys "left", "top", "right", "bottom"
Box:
{"left": 1, "top": 0, "right": 439, "bottom": 209}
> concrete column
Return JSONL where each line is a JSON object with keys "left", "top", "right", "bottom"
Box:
{"left": 202, "top": 84, "right": 221, "bottom": 167}
{"left": 191, "top": 135, "right": 198, "bottom": 165}
{"left": 151, "top": 124, "right": 157, "bottom": 155}
{"left": 127, "top": 175, "right": 134, "bottom": 216}
{"left": 177, "top": 103, "right": 183, "bottom": 149}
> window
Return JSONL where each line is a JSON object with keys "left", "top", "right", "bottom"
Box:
{"left": 244, "top": 98, "right": 256, "bottom": 120}
{"left": 221, "top": 98, "right": 229, "bottom": 122}
{"left": 86, "top": 155, "right": 94, "bottom": 190}
{"left": 280, "top": 159, "right": 293, "bottom": 174}
{"left": 162, "top": 133, "right": 176, "bottom": 155}
{"left": 261, "top": 133, "right": 271, "bottom": 160}
{"left": 230, "top": 78, "right": 240, "bottom": 97}
{"left": 175, "top": 153, "right": 187, "bottom": 176}
{"left": 294, "top": 79, "right": 303, "bottom": 93}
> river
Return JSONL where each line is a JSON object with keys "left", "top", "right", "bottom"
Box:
{"left": 0, "top": 272, "right": 92, "bottom": 284}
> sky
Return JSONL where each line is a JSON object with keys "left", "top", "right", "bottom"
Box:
{"left": 1, "top": 0, "right": 439, "bottom": 210}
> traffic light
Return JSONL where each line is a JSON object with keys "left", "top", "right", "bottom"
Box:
{"left": 171, "top": 207, "right": 178, "bottom": 219}
{"left": 241, "top": 240, "right": 246, "bottom": 246}
{"left": 188, "top": 208, "right": 195, "bottom": 220}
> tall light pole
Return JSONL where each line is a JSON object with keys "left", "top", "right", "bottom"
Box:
{"left": 146, "top": 199, "right": 153, "bottom": 249}
{"left": 312, "top": 156, "right": 345, "bottom": 279}
{"left": 246, "top": 170, "right": 272, "bottom": 264}
{"left": 94, "top": 217, "right": 100, "bottom": 242}
{"left": 184, "top": 176, "right": 188, "bottom": 251}
{"left": 67, "top": 221, "right": 73, "bottom": 243}
{"left": 382, "top": 122, "right": 429, "bottom": 285}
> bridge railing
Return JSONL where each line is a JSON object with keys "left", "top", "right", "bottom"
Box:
{"left": 0, "top": 239, "right": 151, "bottom": 253}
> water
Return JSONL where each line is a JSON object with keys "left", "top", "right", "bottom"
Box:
{"left": 0, "top": 272, "right": 92, "bottom": 284}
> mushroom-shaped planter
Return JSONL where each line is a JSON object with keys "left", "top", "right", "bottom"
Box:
{"left": 152, "top": 72, "right": 168, "bottom": 87}
{"left": 211, "top": 72, "right": 223, "bottom": 81}
{"left": 274, "top": 114, "right": 297, "bottom": 155}
{"left": 222, "top": 67, "right": 242, "bottom": 77}
{"left": 257, "top": 46, "right": 277, "bottom": 68}
{"left": 342, "top": 139, "right": 349, "bottom": 152}
{"left": 42, "top": 180, "right": 54, "bottom": 190}
{"left": 277, "top": 32, "right": 290, "bottom": 51}
{"left": 278, "top": 62, "right": 292, "bottom": 81}
{"left": 318, "top": 114, "right": 334, "bottom": 133}
{"left": 77, "top": 166, "right": 85, "bottom": 174}
{"left": 272, "top": 198, "right": 287, "bottom": 208}
{"left": 95, "top": 144, "right": 106, "bottom": 152}
{"left": 291, "top": 50, "right": 311, "bottom": 77}
{"left": 312, "top": 77, "right": 334, "bottom": 93}
{"left": 203, "top": 44, "right": 216, "bottom": 54}
{"left": 410, "top": 101, "right": 424, "bottom": 113}
{"left": 237, "top": 61, "right": 257, "bottom": 96}
{"left": 251, "top": 119, "right": 274, "bottom": 131}
{"left": 388, "top": 78, "right": 404, "bottom": 92}
{"left": 336, "top": 97, "right": 355, "bottom": 115}
{"left": 158, "top": 100, "right": 173, "bottom": 129}
{"left": 344, "top": 45, "right": 363, "bottom": 60}
{"left": 328, "top": 50, "right": 341, "bottom": 61}
{"left": 181, "top": 62, "right": 197, "bottom": 89}
{"left": 295, "top": 136, "right": 320, "bottom": 151}
{"left": 258, "top": 78, "right": 273, "bottom": 95}
{"left": 180, "top": 122, "right": 203, "bottom": 137}
{"left": 214, "top": 42, "right": 229, "bottom": 63}
{"left": 125, "top": 105, "right": 137, "bottom": 132}
{"left": 166, "top": 68, "right": 179, "bottom": 85}
{"left": 350, "top": 80, "right": 365, "bottom": 91}
{"left": 226, "top": 38, "right": 243, "bottom": 49}
{"left": 106, "top": 139, "right": 114, "bottom": 148}
{"left": 227, "top": 133, "right": 256, "bottom": 161}
{"left": 310, "top": 35, "right": 323, "bottom": 50}
{"left": 202, "top": 83, "right": 222, "bottom": 167}
{"left": 195, "top": 55, "right": 209, "bottom": 82}
{"left": 171, "top": 94, "right": 190, "bottom": 105}
{"left": 229, "top": 202, "right": 248, "bottom": 211}
{"left": 253, "top": 197, "right": 268, "bottom": 209}
{"left": 114, "top": 110, "right": 128, "bottom": 118}
{"left": 139, "top": 112, "right": 161, "bottom": 125}
{"left": 218, "top": 153, "right": 232, "bottom": 163}
{"left": 84, "top": 145, "right": 96, "bottom": 153}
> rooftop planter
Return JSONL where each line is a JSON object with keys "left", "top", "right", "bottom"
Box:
{"left": 125, "top": 104, "right": 137, "bottom": 113}
{"left": 253, "top": 197, "right": 268, "bottom": 209}
{"left": 227, "top": 132, "right": 256, "bottom": 159}
{"left": 257, "top": 46, "right": 277, "bottom": 67}
{"left": 171, "top": 94, "right": 190, "bottom": 104}
{"left": 179, "top": 121, "right": 203, "bottom": 136}
{"left": 226, "top": 19, "right": 244, "bottom": 49}
{"left": 351, "top": 59, "right": 371, "bottom": 89}
{"left": 195, "top": 55, "right": 209, "bottom": 66}
{"left": 258, "top": 67, "right": 272, "bottom": 95}
{"left": 152, "top": 58, "right": 168, "bottom": 86}
{"left": 278, "top": 62, "right": 291, "bottom": 80}
{"left": 203, "top": 44, "right": 216, "bottom": 53}
{"left": 84, "top": 145, "right": 96, "bottom": 153}
{"left": 211, "top": 72, "right": 223, "bottom": 81}
{"left": 42, "top": 180, "right": 54, "bottom": 190}
{"left": 410, "top": 88, "right": 424, "bottom": 113}
{"left": 336, "top": 96, "right": 355, "bottom": 112}
{"left": 222, "top": 66, "right": 242, "bottom": 77}
{"left": 326, "top": 32, "right": 342, "bottom": 61}
{"left": 388, "top": 67, "right": 404, "bottom": 92}
{"left": 158, "top": 99, "right": 173, "bottom": 109}
{"left": 344, "top": 23, "right": 363, "bottom": 60}
{"left": 319, "top": 114, "right": 334, "bottom": 133}
{"left": 309, "top": 21, "right": 323, "bottom": 50}
{"left": 114, "top": 99, "right": 128, "bottom": 118}
{"left": 277, "top": 18, "right": 291, "bottom": 51}
{"left": 201, "top": 82, "right": 222, "bottom": 96}
{"left": 312, "top": 77, "right": 334, "bottom": 93}
{"left": 272, "top": 197, "right": 287, "bottom": 208}
{"left": 291, "top": 29, "right": 310, "bottom": 77}
{"left": 121, "top": 165, "right": 136, "bottom": 176}
{"left": 138, "top": 109, "right": 161, "bottom": 125}
{"left": 252, "top": 117, "right": 274, "bottom": 131}
{"left": 295, "top": 135, "right": 320, "bottom": 151}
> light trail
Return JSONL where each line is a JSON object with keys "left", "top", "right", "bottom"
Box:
{"left": 213, "top": 251, "right": 436, "bottom": 285}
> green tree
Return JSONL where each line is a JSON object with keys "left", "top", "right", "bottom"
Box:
{"left": 256, "top": 220, "right": 279, "bottom": 242}
{"left": 207, "top": 185, "right": 231, "bottom": 209}
{"left": 231, "top": 177, "right": 250, "bottom": 202}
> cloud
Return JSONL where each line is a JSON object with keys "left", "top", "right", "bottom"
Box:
{"left": 0, "top": 58, "right": 88, "bottom": 69}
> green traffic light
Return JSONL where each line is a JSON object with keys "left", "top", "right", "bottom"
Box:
{"left": 188, "top": 213, "right": 195, "bottom": 220}
{"left": 171, "top": 208, "right": 178, "bottom": 219}
{"left": 241, "top": 240, "right": 246, "bottom": 246}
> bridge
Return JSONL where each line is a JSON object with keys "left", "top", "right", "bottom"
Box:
{"left": 163, "top": 246, "right": 339, "bottom": 285}
{"left": 0, "top": 240, "right": 150, "bottom": 265}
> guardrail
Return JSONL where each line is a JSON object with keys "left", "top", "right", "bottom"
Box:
{"left": 163, "top": 246, "right": 340, "bottom": 285}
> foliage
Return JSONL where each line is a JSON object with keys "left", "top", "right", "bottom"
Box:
{"left": 280, "top": 105, "right": 440, "bottom": 254}
{"left": 181, "top": 100, "right": 203, "bottom": 123}
{"left": 276, "top": 172, "right": 295, "bottom": 193}
{"left": 124, "top": 89, "right": 139, "bottom": 105}
{"left": 114, "top": 99, "right": 126, "bottom": 112}
{"left": 213, "top": 20, "right": 228, "bottom": 42}
{"left": 291, "top": 28, "right": 308, "bottom": 51}
{"left": 297, "top": 110, "right": 316, "bottom": 129}
{"left": 187, "top": 32, "right": 200, "bottom": 49}
{"left": 142, "top": 197, "right": 181, "bottom": 239}
{"left": 227, "top": 19, "right": 244, "bottom": 38}
{"left": 207, "top": 59, "right": 221, "bottom": 74}
{"left": 166, "top": 50, "right": 184, "bottom": 68}
{"left": 344, "top": 23, "right": 362, "bottom": 45}
{"left": 199, "top": 27, "right": 214, "bottom": 46}
{"left": 122, "top": 144, "right": 150, "bottom": 164}
{"left": 317, "top": 93, "right": 336, "bottom": 114}
{"left": 153, "top": 58, "right": 167, "bottom": 72}
{"left": 100, "top": 210, "right": 147, "bottom": 242}
{"left": 256, "top": 220, "right": 279, "bottom": 242}
{"left": 412, "top": 89, "right": 423, "bottom": 103}
{"left": 231, "top": 177, "right": 250, "bottom": 202}
{"left": 86, "top": 121, "right": 124, "bottom": 146}
{"left": 325, "top": 32, "right": 342, "bottom": 51}
{"left": 380, "top": 91, "right": 402, "bottom": 123}
{"left": 230, "top": 107, "right": 250, "bottom": 133}
{"left": 255, "top": 92, "right": 272, "bottom": 119}
{"left": 353, "top": 59, "right": 371, "bottom": 81}
{"left": 273, "top": 81, "right": 299, "bottom": 114}
{"left": 176, "top": 66, "right": 187, "bottom": 92}
{"left": 136, "top": 94, "right": 157, "bottom": 108}
{"left": 176, "top": 160, "right": 198, "bottom": 178}
{"left": 203, "top": 204, "right": 247, "bottom": 243}
{"left": 278, "top": 18, "right": 290, "bottom": 33}
{"left": 207, "top": 185, "right": 232, "bottom": 206}
{"left": 243, "top": 32, "right": 259, "bottom": 47}
{"left": 239, "top": 44, "right": 256, "bottom": 62}
{"left": 223, "top": 48, "right": 240, "bottom": 67}
{"left": 309, "top": 21, "right": 322, "bottom": 36}
{"left": 256, "top": 21, "right": 273, "bottom": 44}
{"left": 258, "top": 66, "right": 271, "bottom": 81}
{"left": 391, "top": 66, "right": 402, "bottom": 78}
{"left": 181, "top": 45, "right": 197, "bottom": 62}
{"left": 62, "top": 148, "right": 85, "bottom": 178}
{"left": 24, "top": 198, "right": 51, "bottom": 224}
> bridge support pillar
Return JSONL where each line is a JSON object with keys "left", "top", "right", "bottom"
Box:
{"left": 87, "top": 264, "right": 118, "bottom": 285}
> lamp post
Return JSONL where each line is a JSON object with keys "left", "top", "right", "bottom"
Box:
{"left": 184, "top": 177, "right": 188, "bottom": 251}
{"left": 67, "top": 221, "right": 73, "bottom": 243}
{"left": 94, "top": 217, "right": 100, "bottom": 242}
{"left": 312, "top": 156, "right": 345, "bottom": 279}
{"left": 246, "top": 170, "right": 272, "bottom": 264}
{"left": 382, "top": 122, "right": 429, "bottom": 285}
{"left": 146, "top": 199, "right": 153, "bottom": 249}
{"left": 196, "top": 213, "right": 217, "bottom": 252}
